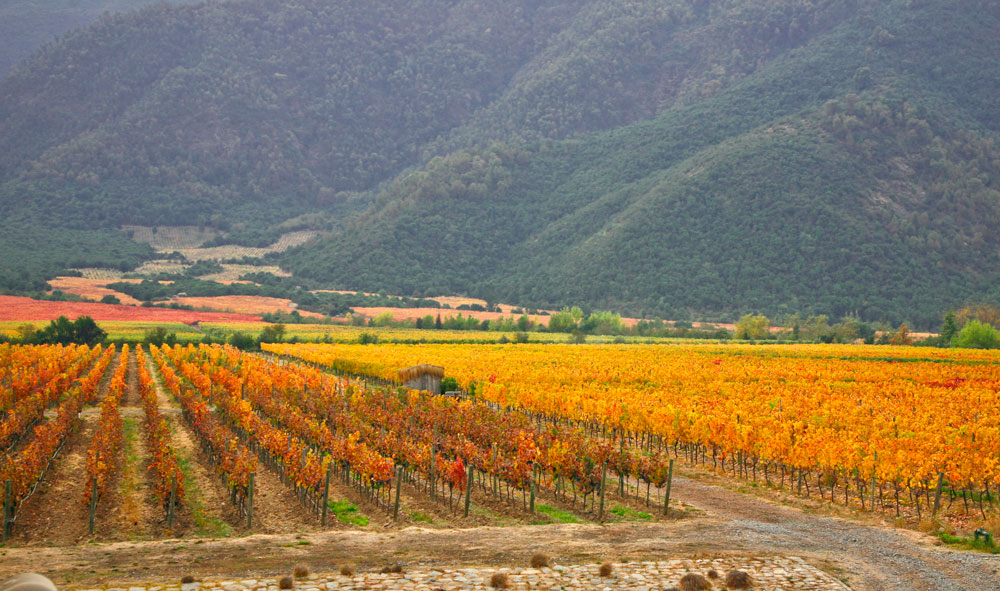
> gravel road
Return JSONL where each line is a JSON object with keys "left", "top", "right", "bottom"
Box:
{"left": 1, "top": 469, "right": 997, "bottom": 590}
{"left": 670, "top": 475, "right": 1000, "bottom": 591}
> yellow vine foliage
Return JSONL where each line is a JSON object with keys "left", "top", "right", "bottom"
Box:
{"left": 265, "top": 342, "right": 1000, "bottom": 490}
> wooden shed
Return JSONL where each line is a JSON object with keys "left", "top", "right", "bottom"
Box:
{"left": 398, "top": 364, "right": 445, "bottom": 393}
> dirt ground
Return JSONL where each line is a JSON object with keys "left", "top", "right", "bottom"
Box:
{"left": 2, "top": 464, "right": 997, "bottom": 591}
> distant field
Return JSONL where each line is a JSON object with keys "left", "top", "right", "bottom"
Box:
{"left": 353, "top": 306, "right": 556, "bottom": 326}
{"left": 0, "top": 295, "right": 262, "bottom": 323}
{"left": 122, "top": 225, "right": 220, "bottom": 249}
{"left": 132, "top": 260, "right": 188, "bottom": 275}
{"left": 0, "top": 320, "right": 204, "bottom": 341}
{"left": 199, "top": 264, "right": 291, "bottom": 283}
{"left": 121, "top": 226, "right": 318, "bottom": 262}
{"left": 170, "top": 231, "right": 317, "bottom": 262}
{"left": 48, "top": 276, "right": 143, "bottom": 305}
{"left": 200, "top": 322, "right": 513, "bottom": 342}
{"left": 201, "top": 322, "right": 673, "bottom": 344}
{"left": 71, "top": 268, "right": 126, "bottom": 280}
{"left": 173, "top": 295, "right": 324, "bottom": 318}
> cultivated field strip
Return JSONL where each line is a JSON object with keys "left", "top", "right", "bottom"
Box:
{"left": 266, "top": 342, "right": 1000, "bottom": 529}
{"left": 158, "top": 345, "right": 680, "bottom": 527}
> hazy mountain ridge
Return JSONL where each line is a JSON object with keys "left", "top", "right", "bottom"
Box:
{"left": 1, "top": 0, "right": 998, "bottom": 326}
{"left": 0, "top": 0, "right": 169, "bottom": 78}
{"left": 282, "top": 0, "right": 1000, "bottom": 327}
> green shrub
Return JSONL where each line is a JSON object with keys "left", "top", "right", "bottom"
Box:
{"left": 953, "top": 320, "right": 1000, "bottom": 349}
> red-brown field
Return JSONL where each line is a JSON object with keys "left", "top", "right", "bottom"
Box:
{"left": 172, "top": 295, "right": 325, "bottom": 318}
{"left": 0, "top": 295, "right": 262, "bottom": 323}
{"left": 47, "top": 276, "right": 144, "bottom": 306}
{"left": 351, "top": 306, "right": 555, "bottom": 325}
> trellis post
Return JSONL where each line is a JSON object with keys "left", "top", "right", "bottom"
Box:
{"left": 247, "top": 473, "right": 255, "bottom": 528}
{"left": 393, "top": 465, "right": 403, "bottom": 520}
{"left": 463, "top": 465, "right": 474, "bottom": 518}
{"left": 321, "top": 463, "right": 332, "bottom": 525}
{"left": 88, "top": 478, "right": 98, "bottom": 534}
{"left": 2, "top": 479, "right": 12, "bottom": 542}
{"left": 663, "top": 458, "right": 675, "bottom": 516}
{"left": 598, "top": 461, "right": 608, "bottom": 521}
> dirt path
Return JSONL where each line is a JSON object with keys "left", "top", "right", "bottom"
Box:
{"left": 144, "top": 351, "right": 320, "bottom": 536}
{"left": 10, "top": 351, "right": 122, "bottom": 545}
{"left": 241, "top": 458, "right": 321, "bottom": 534}
{"left": 144, "top": 352, "right": 241, "bottom": 536}
{"left": 108, "top": 349, "right": 158, "bottom": 539}
{"left": 665, "top": 474, "right": 999, "bottom": 591}
{"left": 2, "top": 460, "right": 996, "bottom": 590}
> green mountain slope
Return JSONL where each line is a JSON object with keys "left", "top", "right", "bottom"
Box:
{"left": 1, "top": 0, "right": 997, "bottom": 327}
{"left": 281, "top": 0, "right": 1000, "bottom": 327}
{"left": 0, "top": 1, "right": 167, "bottom": 78}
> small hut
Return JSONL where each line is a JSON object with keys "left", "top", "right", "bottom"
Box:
{"left": 398, "top": 364, "right": 445, "bottom": 393}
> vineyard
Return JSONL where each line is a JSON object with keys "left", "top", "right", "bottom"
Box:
{"left": 264, "top": 342, "right": 1000, "bottom": 528}
{"left": 199, "top": 322, "right": 664, "bottom": 344}
{"left": 1, "top": 342, "right": 677, "bottom": 545}
{"left": 1, "top": 338, "right": 997, "bottom": 550}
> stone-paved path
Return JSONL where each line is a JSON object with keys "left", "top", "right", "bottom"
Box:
{"left": 79, "top": 558, "right": 848, "bottom": 591}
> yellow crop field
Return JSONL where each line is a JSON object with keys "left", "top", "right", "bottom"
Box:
{"left": 206, "top": 322, "right": 678, "bottom": 344}
{"left": 0, "top": 321, "right": 203, "bottom": 341}
{"left": 266, "top": 342, "right": 1000, "bottom": 503}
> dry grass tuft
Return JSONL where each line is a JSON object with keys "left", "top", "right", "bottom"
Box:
{"left": 724, "top": 570, "right": 753, "bottom": 589}
{"left": 490, "top": 572, "right": 510, "bottom": 588}
{"left": 678, "top": 573, "right": 712, "bottom": 591}
{"left": 181, "top": 576, "right": 195, "bottom": 585}
{"left": 293, "top": 565, "right": 310, "bottom": 579}
{"left": 340, "top": 565, "right": 355, "bottom": 577}
{"left": 599, "top": 562, "right": 614, "bottom": 577}
{"left": 530, "top": 552, "right": 550, "bottom": 568}
{"left": 706, "top": 569, "right": 719, "bottom": 580}
{"left": 278, "top": 576, "right": 294, "bottom": 590}
{"left": 918, "top": 517, "right": 941, "bottom": 533}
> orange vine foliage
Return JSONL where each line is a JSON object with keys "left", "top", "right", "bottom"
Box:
{"left": 267, "top": 343, "right": 1000, "bottom": 493}
{"left": 0, "top": 343, "right": 100, "bottom": 450}
{"left": 84, "top": 344, "right": 129, "bottom": 507}
{"left": 0, "top": 345, "right": 114, "bottom": 505}
{"left": 150, "top": 345, "right": 256, "bottom": 491}
{"left": 136, "top": 346, "right": 185, "bottom": 511}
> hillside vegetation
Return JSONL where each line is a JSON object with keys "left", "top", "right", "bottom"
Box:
{"left": 282, "top": 0, "right": 1000, "bottom": 327}
{"left": 1, "top": 0, "right": 997, "bottom": 327}
{"left": 0, "top": 1, "right": 169, "bottom": 77}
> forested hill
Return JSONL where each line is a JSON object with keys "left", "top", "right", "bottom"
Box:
{"left": 280, "top": 0, "right": 1000, "bottom": 328}
{"left": 0, "top": 1, "right": 168, "bottom": 78}
{"left": 1, "top": 0, "right": 999, "bottom": 327}
{"left": 0, "top": 0, "right": 872, "bottom": 227}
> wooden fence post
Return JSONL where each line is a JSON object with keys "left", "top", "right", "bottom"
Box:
{"left": 529, "top": 464, "right": 536, "bottom": 514}
{"left": 932, "top": 472, "right": 945, "bottom": 515}
{"left": 598, "top": 461, "right": 608, "bottom": 521}
{"left": 167, "top": 475, "right": 177, "bottom": 530}
{"left": 393, "top": 465, "right": 403, "bottom": 520}
{"left": 247, "top": 473, "right": 255, "bottom": 528}
{"left": 429, "top": 446, "right": 436, "bottom": 500}
{"left": 663, "top": 458, "right": 675, "bottom": 516}
{"left": 464, "top": 466, "right": 474, "bottom": 518}
{"left": 321, "top": 463, "right": 332, "bottom": 526}
{"left": 2, "top": 479, "right": 11, "bottom": 542}
{"left": 88, "top": 478, "right": 98, "bottom": 534}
